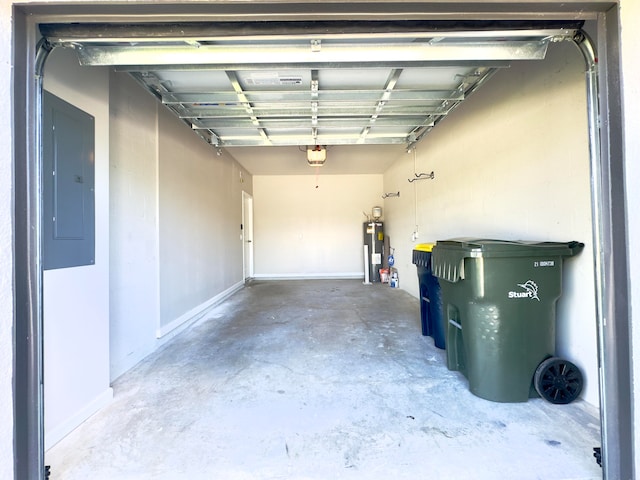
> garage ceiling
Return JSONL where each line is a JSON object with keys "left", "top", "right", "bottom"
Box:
{"left": 40, "top": 21, "right": 582, "bottom": 172}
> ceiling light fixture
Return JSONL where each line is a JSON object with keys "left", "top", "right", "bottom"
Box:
{"left": 307, "top": 145, "right": 326, "bottom": 167}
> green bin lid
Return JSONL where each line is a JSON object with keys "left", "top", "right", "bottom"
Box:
{"left": 432, "top": 238, "right": 584, "bottom": 283}
{"left": 435, "top": 238, "right": 583, "bottom": 257}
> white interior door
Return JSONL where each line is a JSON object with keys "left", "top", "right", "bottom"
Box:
{"left": 242, "top": 191, "right": 254, "bottom": 281}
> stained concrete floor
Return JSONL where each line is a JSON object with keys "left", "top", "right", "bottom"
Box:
{"left": 46, "top": 280, "right": 602, "bottom": 480}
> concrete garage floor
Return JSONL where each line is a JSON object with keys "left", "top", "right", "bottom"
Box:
{"left": 46, "top": 280, "right": 602, "bottom": 480}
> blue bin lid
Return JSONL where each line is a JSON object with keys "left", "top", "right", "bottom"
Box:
{"left": 412, "top": 246, "right": 435, "bottom": 267}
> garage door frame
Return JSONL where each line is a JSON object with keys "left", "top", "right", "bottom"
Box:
{"left": 12, "top": 2, "right": 627, "bottom": 479}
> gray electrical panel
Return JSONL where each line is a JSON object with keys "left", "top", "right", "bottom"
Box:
{"left": 42, "top": 91, "right": 95, "bottom": 270}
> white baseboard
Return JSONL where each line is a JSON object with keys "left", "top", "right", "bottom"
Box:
{"left": 156, "top": 281, "right": 244, "bottom": 340}
{"left": 47, "top": 285, "right": 247, "bottom": 449}
{"left": 112, "top": 282, "right": 245, "bottom": 380}
{"left": 252, "top": 272, "right": 364, "bottom": 280}
{"left": 110, "top": 341, "right": 157, "bottom": 382}
{"left": 45, "top": 387, "right": 114, "bottom": 451}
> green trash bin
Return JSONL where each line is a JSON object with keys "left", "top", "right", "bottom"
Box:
{"left": 432, "top": 238, "right": 584, "bottom": 403}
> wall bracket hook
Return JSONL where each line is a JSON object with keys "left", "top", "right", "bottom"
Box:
{"left": 382, "top": 191, "right": 400, "bottom": 199}
{"left": 408, "top": 171, "right": 435, "bottom": 183}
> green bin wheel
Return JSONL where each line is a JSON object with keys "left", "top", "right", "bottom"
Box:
{"left": 534, "top": 357, "right": 583, "bottom": 404}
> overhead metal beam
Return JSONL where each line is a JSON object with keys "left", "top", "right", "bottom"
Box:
{"left": 225, "top": 71, "right": 271, "bottom": 145}
{"left": 76, "top": 40, "right": 551, "bottom": 67}
{"left": 161, "top": 89, "right": 466, "bottom": 104}
{"left": 359, "top": 68, "right": 403, "bottom": 143}
{"left": 179, "top": 106, "right": 452, "bottom": 119}
{"left": 40, "top": 22, "right": 583, "bottom": 44}
{"left": 406, "top": 66, "right": 500, "bottom": 150}
{"left": 191, "top": 117, "right": 435, "bottom": 128}
{"left": 214, "top": 134, "right": 410, "bottom": 147}
{"left": 115, "top": 60, "right": 513, "bottom": 71}
{"left": 310, "top": 69, "right": 319, "bottom": 141}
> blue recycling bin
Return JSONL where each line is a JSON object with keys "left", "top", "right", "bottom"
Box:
{"left": 412, "top": 244, "right": 445, "bottom": 349}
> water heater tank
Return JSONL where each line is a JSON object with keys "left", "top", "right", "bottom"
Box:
{"left": 372, "top": 206, "right": 383, "bottom": 220}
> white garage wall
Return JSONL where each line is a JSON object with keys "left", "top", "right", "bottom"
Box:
{"left": 40, "top": 51, "right": 255, "bottom": 446}
{"left": 109, "top": 71, "right": 161, "bottom": 380}
{"left": 253, "top": 174, "right": 383, "bottom": 278}
{"left": 383, "top": 41, "right": 598, "bottom": 405}
{"left": 110, "top": 73, "right": 254, "bottom": 373}
{"left": 42, "top": 48, "right": 113, "bottom": 448}
{"left": 158, "top": 108, "right": 253, "bottom": 331}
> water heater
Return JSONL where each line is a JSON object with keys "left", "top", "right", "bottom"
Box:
{"left": 363, "top": 221, "right": 384, "bottom": 282}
